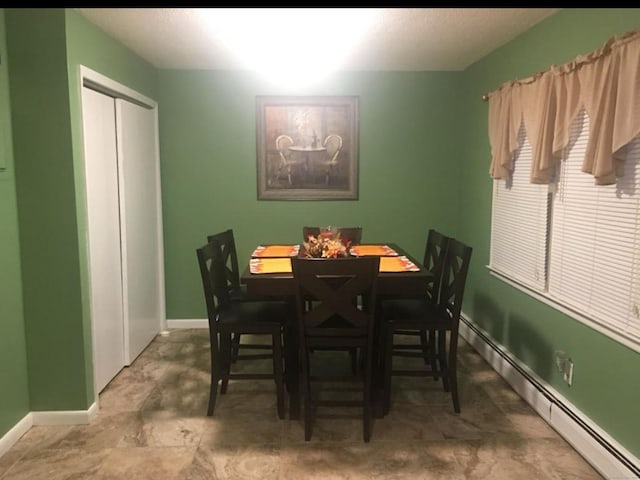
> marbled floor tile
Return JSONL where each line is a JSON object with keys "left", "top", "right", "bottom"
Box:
{"left": 448, "top": 437, "right": 604, "bottom": 479}
{"left": 447, "top": 437, "right": 560, "bottom": 479}
{"left": 494, "top": 401, "right": 559, "bottom": 439}
{"left": 94, "top": 446, "right": 196, "bottom": 480}
{"left": 474, "top": 373, "right": 524, "bottom": 405}
{"left": 0, "top": 425, "right": 73, "bottom": 477}
{"left": 282, "top": 410, "right": 366, "bottom": 444}
{"left": 1, "top": 447, "right": 108, "bottom": 480}
{"left": 138, "top": 336, "right": 186, "bottom": 359}
{"left": 175, "top": 342, "right": 211, "bottom": 370}
{"left": 98, "top": 372, "right": 157, "bottom": 413}
{"left": 140, "top": 372, "right": 210, "bottom": 417}
{"left": 46, "top": 411, "right": 141, "bottom": 451}
{"left": 200, "top": 413, "right": 286, "bottom": 447}
{"left": 279, "top": 441, "right": 467, "bottom": 480}
{"left": 154, "top": 328, "right": 209, "bottom": 345}
{"left": 185, "top": 444, "right": 281, "bottom": 480}
{"left": 116, "top": 409, "right": 206, "bottom": 448}
{"left": 212, "top": 391, "right": 281, "bottom": 416}
{"left": 531, "top": 437, "right": 604, "bottom": 479}
{"left": 0, "top": 332, "right": 606, "bottom": 480}
{"left": 373, "top": 404, "right": 446, "bottom": 442}
{"left": 430, "top": 399, "right": 517, "bottom": 440}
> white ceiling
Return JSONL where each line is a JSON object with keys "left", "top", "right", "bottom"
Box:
{"left": 76, "top": 8, "right": 560, "bottom": 72}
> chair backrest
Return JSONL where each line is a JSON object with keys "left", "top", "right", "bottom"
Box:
{"left": 439, "top": 238, "right": 472, "bottom": 333}
{"left": 275, "top": 134, "right": 294, "bottom": 166}
{"left": 207, "top": 229, "right": 241, "bottom": 293}
{"left": 423, "top": 229, "right": 452, "bottom": 302}
{"left": 196, "top": 241, "right": 232, "bottom": 330}
{"left": 323, "top": 134, "right": 343, "bottom": 165}
{"left": 302, "top": 226, "right": 363, "bottom": 246}
{"left": 291, "top": 257, "right": 379, "bottom": 341}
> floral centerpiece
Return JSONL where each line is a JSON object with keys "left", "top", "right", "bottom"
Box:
{"left": 304, "top": 227, "right": 351, "bottom": 258}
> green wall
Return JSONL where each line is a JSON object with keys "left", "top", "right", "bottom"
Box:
{"left": 0, "top": 8, "right": 29, "bottom": 437}
{"left": 7, "top": 8, "right": 87, "bottom": 412}
{"left": 157, "top": 70, "right": 463, "bottom": 318}
{"left": 459, "top": 8, "right": 640, "bottom": 458}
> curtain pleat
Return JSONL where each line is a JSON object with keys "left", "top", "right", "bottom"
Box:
{"left": 488, "top": 28, "right": 640, "bottom": 186}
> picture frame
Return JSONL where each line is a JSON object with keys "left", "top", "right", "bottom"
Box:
{"left": 256, "top": 95, "right": 359, "bottom": 200}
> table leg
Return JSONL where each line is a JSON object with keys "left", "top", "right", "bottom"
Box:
{"left": 284, "top": 298, "right": 300, "bottom": 419}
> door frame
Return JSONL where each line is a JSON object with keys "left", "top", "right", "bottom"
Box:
{"left": 79, "top": 66, "right": 166, "bottom": 402}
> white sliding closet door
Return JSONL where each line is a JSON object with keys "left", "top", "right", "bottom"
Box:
{"left": 82, "top": 80, "right": 164, "bottom": 395}
{"left": 116, "top": 99, "right": 163, "bottom": 363}
{"left": 82, "top": 88, "right": 125, "bottom": 393}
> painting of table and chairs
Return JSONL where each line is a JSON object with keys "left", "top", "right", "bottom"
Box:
{"left": 256, "top": 95, "right": 359, "bottom": 200}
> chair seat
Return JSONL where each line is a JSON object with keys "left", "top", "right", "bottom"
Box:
{"left": 217, "top": 300, "right": 288, "bottom": 328}
{"left": 381, "top": 298, "right": 450, "bottom": 329}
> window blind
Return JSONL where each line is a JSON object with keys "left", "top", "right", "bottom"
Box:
{"left": 490, "top": 123, "right": 550, "bottom": 292}
{"left": 548, "top": 110, "right": 640, "bottom": 344}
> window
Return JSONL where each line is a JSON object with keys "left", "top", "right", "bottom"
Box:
{"left": 490, "top": 109, "right": 640, "bottom": 351}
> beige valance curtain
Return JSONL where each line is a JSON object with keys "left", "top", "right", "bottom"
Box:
{"left": 488, "top": 28, "right": 640, "bottom": 185}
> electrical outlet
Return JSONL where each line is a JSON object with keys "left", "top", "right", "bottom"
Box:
{"left": 564, "top": 359, "right": 574, "bottom": 386}
{"left": 555, "top": 350, "right": 574, "bottom": 386}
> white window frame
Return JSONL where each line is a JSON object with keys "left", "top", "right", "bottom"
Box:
{"left": 489, "top": 110, "right": 640, "bottom": 354}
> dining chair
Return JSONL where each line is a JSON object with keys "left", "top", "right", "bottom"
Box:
{"left": 302, "top": 226, "right": 363, "bottom": 247}
{"left": 206, "top": 229, "right": 248, "bottom": 303}
{"left": 291, "top": 256, "right": 380, "bottom": 442}
{"left": 379, "top": 229, "right": 452, "bottom": 378}
{"left": 196, "top": 240, "right": 287, "bottom": 418}
{"left": 380, "top": 237, "right": 472, "bottom": 415}
{"left": 321, "top": 134, "right": 343, "bottom": 185}
{"left": 207, "top": 229, "right": 280, "bottom": 361}
{"left": 301, "top": 225, "right": 364, "bottom": 372}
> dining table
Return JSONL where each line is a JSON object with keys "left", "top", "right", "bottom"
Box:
{"left": 240, "top": 242, "right": 433, "bottom": 419}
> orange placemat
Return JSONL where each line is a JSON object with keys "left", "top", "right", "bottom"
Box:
{"left": 250, "top": 257, "right": 292, "bottom": 274}
{"left": 379, "top": 256, "right": 420, "bottom": 272}
{"left": 251, "top": 245, "right": 300, "bottom": 258}
{"left": 350, "top": 245, "right": 398, "bottom": 257}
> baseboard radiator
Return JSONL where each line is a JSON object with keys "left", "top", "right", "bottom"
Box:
{"left": 460, "top": 314, "right": 639, "bottom": 480}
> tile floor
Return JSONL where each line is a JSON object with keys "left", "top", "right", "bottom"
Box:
{"left": 0, "top": 328, "right": 603, "bottom": 479}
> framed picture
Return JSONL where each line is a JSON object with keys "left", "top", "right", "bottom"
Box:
{"left": 256, "top": 95, "right": 359, "bottom": 200}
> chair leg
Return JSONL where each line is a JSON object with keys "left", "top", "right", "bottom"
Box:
{"left": 437, "top": 329, "right": 450, "bottom": 392}
{"left": 231, "top": 333, "right": 241, "bottom": 363}
{"left": 272, "top": 330, "right": 285, "bottom": 420}
{"left": 450, "top": 352, "right": 460, "bottom": 414}
{"left": 207, "top": 332, "right": 221, "bottom": 416}
{"left": 219, "top": 333, "right": 232, "bottom": 394}
{"left": 449, "top": 332, "right": 461, "bottom": 413}
{"left": 363, "top": 346, "right": 372, "bottom": 443}
{"left": 427, "top": 331, "right": 439, "bottom": 381}
{"left": 383, "top": 324, "right": 394, "bottom": 415}
{"left": 349, "top": 348, "right": 358, "bottom": 375}
{"left": 301, "top": 348, "right": 313, "bottom": 441}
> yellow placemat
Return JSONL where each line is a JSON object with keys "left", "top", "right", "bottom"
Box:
{"left": 350, "top": 245, "right": 398, "bottom": 257}
{"left": 250, "top": 257, "right": 293, "bottom": 274}
{"left": 379, "top": 256, "right": 420, "bottom": 272}
{"left": 251, "top": 244, "right": 300, "bottom": 258}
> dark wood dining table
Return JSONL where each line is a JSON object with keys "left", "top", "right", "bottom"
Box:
{"left": 240, "top": 243, "right": 432, "bottom": 419}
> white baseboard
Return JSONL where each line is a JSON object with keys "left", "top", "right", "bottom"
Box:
{"left": 0, "top": 402, "right": 98, "bottom": 458}
{"left": 460, "top": 314, "right": 640, "bottom": 480}
{"left": 30, "top": 402, "right": 98, "bottom": 426}
{"left": 166, "top": 318, "right": 207, "bottom": 329}
{"left": 0, "top": 413, "right": 33, "bottom": 458}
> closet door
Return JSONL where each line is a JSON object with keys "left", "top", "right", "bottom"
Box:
{"left": 116, "top": 99, "right": 163, "bottom": 363}
{"left": 82, "top": 88, "right": 125, "bottom": 393}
